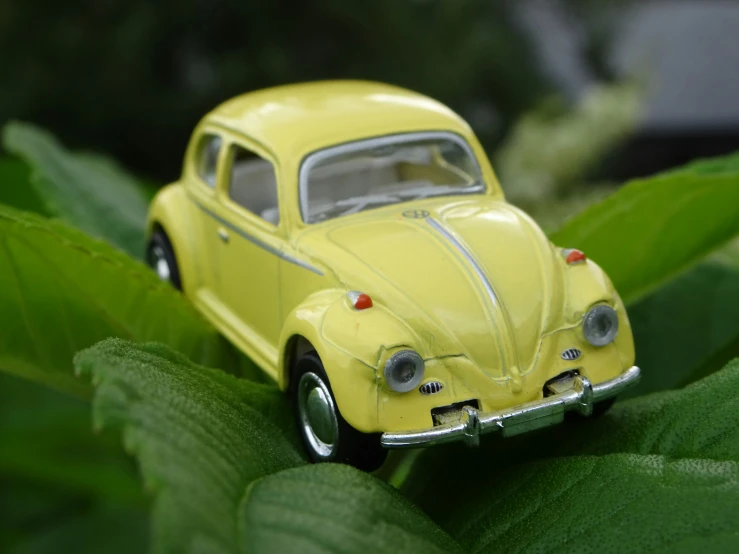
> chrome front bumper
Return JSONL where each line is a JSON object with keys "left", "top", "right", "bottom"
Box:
{"left": 381, "top": 366, "right": 641, "bottom": 449}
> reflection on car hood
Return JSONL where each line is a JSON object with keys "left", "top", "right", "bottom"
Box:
{"left": 298, "top": 197, "right": 565, "bottom": 378}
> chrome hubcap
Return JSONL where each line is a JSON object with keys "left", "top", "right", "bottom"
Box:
{"left": 150, "top": 246, "right": 171, "bottom": 282}
{"left": 297, "top": 371, "right": 339, "bottom": 459}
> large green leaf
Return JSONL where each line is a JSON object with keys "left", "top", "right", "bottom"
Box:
{"left": 241, "top": 464, "right": 462, "bottom": 554}
{"left": 402, "top": 360, "right": 739, "bottom": 552}
{"left": 442, "top": 454, "right": 739, "bottom": 554}
{"left": 551, "top": 152, "right": 739, "bottom": 304}
{"left": 3, "top": 497, "right": 148, "bottom": 554}
{"left": 0, "top": 373, "right": 148, "bottom": 554}
{"left": 75, "top": 339, "right": 303, "bottom": 553}
{"left": 0, "top": 158, "right": 46, "bottom": 215}
{"left": 626, "top": 260, "right": 739, "bottom": 397}
{"left": 74, "top": 339, "right": 460, "bottom": 554}
{"left": 2, "top": 122, "right": 149, "bottom": 258}
{"left": 0, "top": 205, "right": 238, "bottom": 396}
{"left": 0, "top": 373, "right": 143, "bottom": 504}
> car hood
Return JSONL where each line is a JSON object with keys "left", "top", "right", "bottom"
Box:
{"left": 297, "top": 197, "right": 565, "bottom": 378}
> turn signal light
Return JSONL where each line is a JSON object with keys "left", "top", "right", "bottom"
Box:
{"left": 348, "top": 291, "right": 373, "bottom": 310}
{"left": 563, "top": 249, "right": 586, "bottom": 265}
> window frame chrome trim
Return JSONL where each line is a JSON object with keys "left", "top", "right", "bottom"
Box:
{"left": 297, "top": 131, "right": 485, "bottom": 224}
{"left": 222, "top": 138, "right": 282, "bottom": 229}
{"left": 194, "top": 132, "right": 223, "bottom": 189}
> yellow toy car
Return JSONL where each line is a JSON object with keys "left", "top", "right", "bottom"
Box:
{"left": 147, "top": 81, "right": 640, "bottom": 471}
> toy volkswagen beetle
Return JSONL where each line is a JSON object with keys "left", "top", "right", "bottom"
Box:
{"left": 147, "top": 81, "right": 640, "bottom": 471}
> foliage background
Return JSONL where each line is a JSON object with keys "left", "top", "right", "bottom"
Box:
{"left": 1, "top": 0, "right": 646, "bottom": 182}
{"left": 2, "top": 1, "right": 739, "bottom": 553}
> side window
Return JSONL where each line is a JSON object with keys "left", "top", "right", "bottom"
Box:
{"left": 196, "top": 133, "right": 222, "bottom": 187}
{"left": 228, "top": 144, "right": 280, "bottom": 226}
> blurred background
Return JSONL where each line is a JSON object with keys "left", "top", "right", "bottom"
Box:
{"left": 3, "top": 0, "right": 739, "bottom": 187}
{"left": 2, "top": 0, "right": 739, "bottom": 552}
{"left": 3, "top": 0, "right": 739, "bottom": 228}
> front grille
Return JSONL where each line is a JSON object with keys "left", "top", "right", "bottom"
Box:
{"left": 431, "top": 399, "right": 479, "bottom": 426}
{"left": 419, "top": 381, "right": 444, "bottom": 395}
{"left": 561, "top": 348, "right": 582, "bottom": 361}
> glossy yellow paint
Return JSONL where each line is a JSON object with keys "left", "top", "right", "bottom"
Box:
{"left": 147, "top": 80, "right": 636, "bottom": 435}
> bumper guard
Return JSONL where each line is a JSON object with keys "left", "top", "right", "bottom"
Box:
{"left": 381, "top": 365, "right": 641, "bottom": 449}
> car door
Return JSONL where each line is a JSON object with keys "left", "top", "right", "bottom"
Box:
{"left": 183, "top": 128, "right": 227, "bottom": 298}
{"left": 210, "top": 136, "right": 283, "bottom": 369}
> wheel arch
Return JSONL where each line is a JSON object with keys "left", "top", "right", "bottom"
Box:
{"left": 282, "top": 334, "right": 317, "bottom": 391}
{"left": 147, "top": 183, "right": 198, "bottom": 296}
{"left": 277, "top": 290, "right": 381, "bottom": 433}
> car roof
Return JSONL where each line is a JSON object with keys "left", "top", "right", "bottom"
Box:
{"left": 205, "top": 80, "right": 473, "bottom": 160}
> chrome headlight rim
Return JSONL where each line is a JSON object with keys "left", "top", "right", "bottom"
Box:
{"left": 583, "top": 304, "right": 619, "bottom": 347}
{"left": 384, "top": 350, "right": 425, "bottom": 393}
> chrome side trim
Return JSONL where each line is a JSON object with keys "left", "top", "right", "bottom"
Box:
{"left": 380, "top": 365, "right": 641, "bottom": 449}
{"left": 426, "top": 216, "right": 509, "bottom": 372}
{"left": 190, "top": 196, "right": 324, "bottom": 276}
{"left": 426, "top": 217, "right": 500, "bottom": 308}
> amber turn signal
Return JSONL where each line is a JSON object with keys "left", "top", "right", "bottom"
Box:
{"left": 563, "top": 249, "right": 586, "bottom": 265}
{"left": 347, "top": 291, "right": 373, "bottom": 310}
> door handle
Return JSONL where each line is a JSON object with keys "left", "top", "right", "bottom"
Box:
{"left": 217, "top": 227, "right": 230, "bottom": 243}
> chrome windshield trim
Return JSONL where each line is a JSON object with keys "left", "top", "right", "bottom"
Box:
{"left": 298, "top": 131, "right": 483, "bottom": 224}
{"left": 190, "top": 196, "right": 324, "bottom": 276}
{"left": 380, "top": 365, "right": 641, "bottom": 449}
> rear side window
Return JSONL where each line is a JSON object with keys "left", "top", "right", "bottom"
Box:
{"left": 228, "top": 144, "right": 280, "bottom": 225}
{"left": 196, "top": 134, "right": 222, "bottom": 187}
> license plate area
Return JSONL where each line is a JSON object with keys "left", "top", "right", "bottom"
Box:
{"left": 431, "top": 399, "right": 479, "bottom": 426}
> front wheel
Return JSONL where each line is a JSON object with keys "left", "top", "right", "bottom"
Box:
{"left": 291, "top": 352, "right": 387, "bottom": 472}
{"left": 146, "top": 229, "right": 182, "bottom": 290}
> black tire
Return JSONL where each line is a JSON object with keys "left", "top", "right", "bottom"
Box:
{"left": 291, "top": 352, "right": 387, "bottom": 472}
{"left": 146, "top": 229, "right": 182, "bottom": 290}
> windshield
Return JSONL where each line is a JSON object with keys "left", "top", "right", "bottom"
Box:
{"left": 300, "top": 133, "right": 485, "bottom": 223}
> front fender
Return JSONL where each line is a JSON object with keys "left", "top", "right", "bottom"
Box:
{"left": 147, "top": 183, "right": 198, "bottom": 296}
{"left": 321, "top": 294, "right": 424, "bottom": 368}
{"left": 562, "top": 258, "right": 616, "bottom": 322}
{"left": 559, "top": 257, "right": 636, "bottom": 380}
{"left": 278, "top": 289, "right": 422, "bottom": 433}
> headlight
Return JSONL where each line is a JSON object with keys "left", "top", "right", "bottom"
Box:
{"left": 384, "top": 350, "right": 425, "bottom": 393}
{"left": 582, "top": 305, "right": 619, "bottom": 346}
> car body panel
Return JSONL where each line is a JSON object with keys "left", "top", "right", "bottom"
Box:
{"left": 147, "top": 80, "right": 636, "bottom": 436}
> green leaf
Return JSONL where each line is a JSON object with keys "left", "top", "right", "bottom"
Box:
{"left": 0, "top": 373, "right": 143, "bottom": 504}
{"left": 241, "top": 464, "right": 462, "bottom": 554}
{"left": 2, "top": 122, "right": 149, "bottom": 258}
{"left": 75, "top": 339, "right": 304, "bottom": 553}
{"left": 443, "top": 454, "right": 739, "bottom": 554}
{"left": 402, "top": 361, "right": 739, "bottom": 552}
{"left": 75, "top": 339, "right": 460, "bottom": 554}
{"left": 4, "top": 502, "right": 148, "bottom": 554}
{"left": 0, "top": 376, "right": 148, "bottom": 554}
{"left": 551, "top": 152, "right": 739, "bottom": 304}
{"left": 0, "top": 158, "right": 46, "bottom": 215}
{"left": 0, "top": 205, "right": 236, "bottom": 396}
{"left": 626, "top": 260, "right": 739, "bottom": 397}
